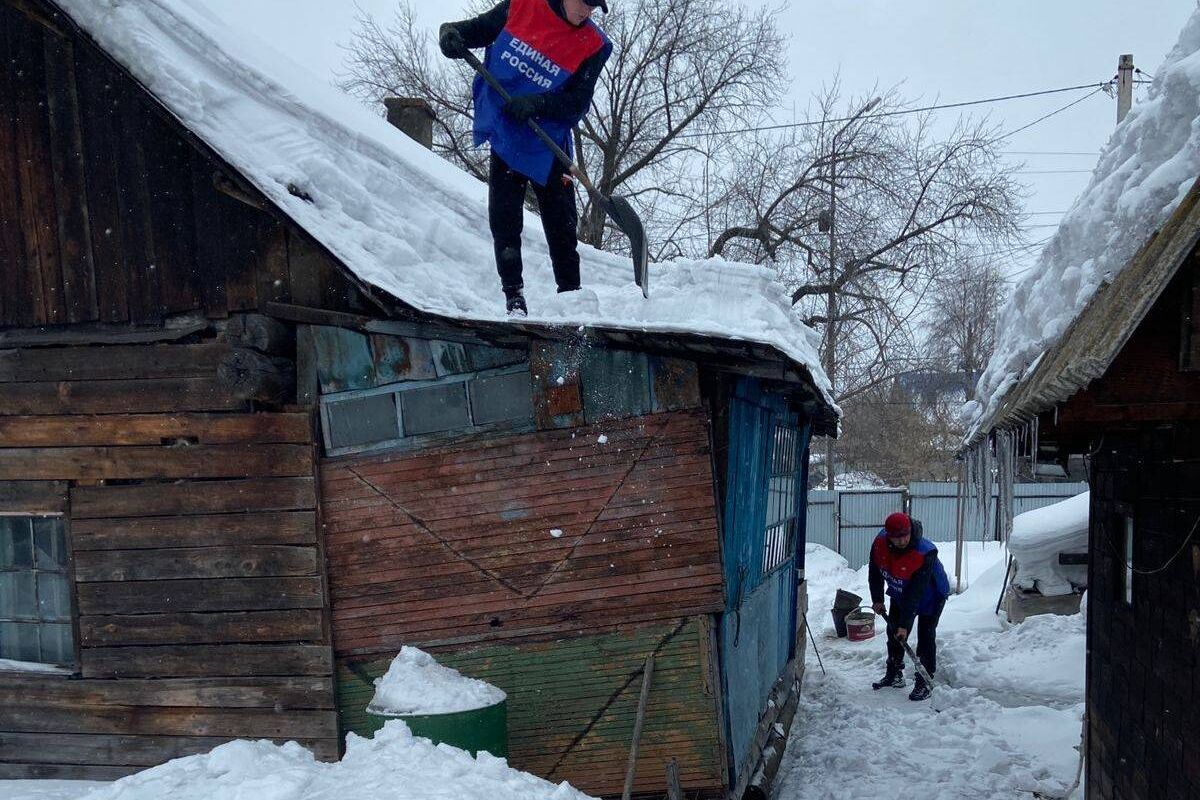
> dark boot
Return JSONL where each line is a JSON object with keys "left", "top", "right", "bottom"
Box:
{"left": 503, "top": 285, "right": 527, "bottom": 317}
{"left": 908, "top": 674, "right": 932, "bottom": 701}
{"left": 872, "top": 660, "right": 906, "bottom": 690}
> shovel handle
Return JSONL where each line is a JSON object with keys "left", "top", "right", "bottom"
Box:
{"left": 877, "top": 608, "right": 935, "bottom": 684}
{"left": 462, "top": 51, "right": 599, "bottom": 196}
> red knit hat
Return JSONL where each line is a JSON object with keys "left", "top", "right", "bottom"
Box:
{"left": 884, "top": 512, "right": 912, "bottom": 538}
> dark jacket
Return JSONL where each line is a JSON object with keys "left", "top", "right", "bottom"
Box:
{"left": 868, "top": 522, "right": 951, "bottom": 630}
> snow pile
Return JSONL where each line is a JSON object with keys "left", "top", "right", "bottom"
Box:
{"left": 369, "top": 647, "right": 505, "bottom": 716}
{"left": 49, "top": 0, "right": 833, "bottom": 410}
{"left": 785, "top": 543, "right": 1085, "bottom": 799}
{"left": 965, "top": 8, "right": 1200, "bottom": 437}
{"left": 1009, "top": 492, "right": 1089, "bottom": 596}
{"left": 0, "top": 658, "right": 72, "bottom": 675}
{"left": 64, "top": 722, "right": 590, "bottom": 800}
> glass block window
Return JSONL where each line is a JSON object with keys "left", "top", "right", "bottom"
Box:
{"left": 326, "top": 392, "right": 400, "bottom": 450}
{"left": 0, "top": 517, "right": 74, "bottom": 666}
{"left": 470, "top": 371, "right": 534, "bottom": 425}
{"left": 763, "top": 425, "right": 801, "bottom": 575}
{"left": 321, "top": 366, "right": 535, "bottom": 455}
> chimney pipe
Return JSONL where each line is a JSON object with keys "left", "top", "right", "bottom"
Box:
{"left": 384, "top": 97, "right": 436, "bottom": 150}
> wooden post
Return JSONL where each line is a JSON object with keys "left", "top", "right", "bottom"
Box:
{"left": 621, "top": 654, "right": 655, "bottom": 800}
{"left": 665, "top": 758, "right": 683, "bottom": 800}
{"left": 1117, "top": 54, "right": 1134, "bottom": 125}
{"left": 955, "top": 460, "right": 966, "bottom": 594}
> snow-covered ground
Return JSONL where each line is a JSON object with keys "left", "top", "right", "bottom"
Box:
{"left": 0, "top": 723, "right": 592, "bottom": 800}
{"left": 780, "top": 543, "right": 1085, "bottom": 800}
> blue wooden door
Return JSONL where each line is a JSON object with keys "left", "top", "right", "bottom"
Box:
{"left": 719, "top": 378, "right": 812, "bottom": 783}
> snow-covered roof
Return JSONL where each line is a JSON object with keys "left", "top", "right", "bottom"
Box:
{"left": 964, "top": 8, "right": 1200, "bottom": 443}
{"left": 46, "top": 0, "right": 835, "bottom": 417}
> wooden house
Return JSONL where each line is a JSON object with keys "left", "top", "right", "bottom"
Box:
{"left": 0, "top": 0, "right": 838, "bottom": 797}
{"left": 965, "top": 174, "right": 1200, "bottom": 800}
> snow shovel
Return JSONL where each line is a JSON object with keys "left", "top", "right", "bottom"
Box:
{"left": 878, "top": 609, "right": 937, "bottom": 691}
{"left": 463, "top": 51, "right": 651, "bottom": 298}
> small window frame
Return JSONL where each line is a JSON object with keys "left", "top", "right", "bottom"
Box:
{"left": 762, "top": 422, "right": 803, "bottom": 577}
{"left": 319, "top": 364, "right": 535, "bottom": 457}
{"left": 0, "top": 512, "right": 78, "bottom": 673}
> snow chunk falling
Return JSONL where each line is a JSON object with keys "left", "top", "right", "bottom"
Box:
{"left": 369, "top": 647, "right": 505, "bottom": 716}
{"left": 967, "top": 8, "right": 1200, "bottom": 438}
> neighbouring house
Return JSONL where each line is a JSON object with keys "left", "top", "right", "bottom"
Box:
{"left": 0, "top": 1, "right": 839, "bottom": 797}
{"left": 963, "top": 12, "right": 1200, "bottom": 799}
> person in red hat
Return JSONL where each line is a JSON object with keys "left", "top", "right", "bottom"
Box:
{"left": 868, "top": 511, "right": 950, "bottom": 700}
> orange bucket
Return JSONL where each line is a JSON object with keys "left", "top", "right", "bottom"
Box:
{"left": 845, "top": 607, "right": 876, "bottom": 641}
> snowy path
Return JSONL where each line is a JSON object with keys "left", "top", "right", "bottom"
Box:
{"left": 776, "top": 544, "right": 1085, "bottom": 800}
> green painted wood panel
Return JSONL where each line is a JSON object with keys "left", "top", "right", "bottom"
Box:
{"left": 336, "top": 618, "right": 725, "bottom": 797}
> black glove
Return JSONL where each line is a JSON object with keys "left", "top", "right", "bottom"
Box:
{"left": 504, "top": 94, "right": 544, "bottom": 122}
{"left": 438, "top": 24, "right": 468, "bottom": 59}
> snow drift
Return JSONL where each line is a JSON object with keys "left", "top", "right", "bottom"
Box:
{"left": 369, "top": 647, "right": 505, "bottom": 716}
{"left": 48, "top": 0, "right": 833, "bottom": 410}
{"left": 69, "top": 722, "right": 593, "bottom": 800}
{"left": 965, "top": 8, "right": 1200, "bottom": 437}
{"left": 1009, "top": 491, "right": 1089, "bottom": 597}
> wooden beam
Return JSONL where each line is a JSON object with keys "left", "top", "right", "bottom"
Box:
{"left": 0, "top": 320, "right": 208, "bottom": 347}
{"left": 0, "top": 480, "right": 67, "bottom": 514}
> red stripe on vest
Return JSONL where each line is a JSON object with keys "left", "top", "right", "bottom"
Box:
{"left": 505, "top": 0, "right": 606, "bottom": 74}
{"left": 872, "top": 536, "right": 927, "bottom": 580}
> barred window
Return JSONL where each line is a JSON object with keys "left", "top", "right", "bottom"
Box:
{"left": 763, "top": 425, "right": 802, "bottom": 574}
{"left": 0, "top": 516, "right": 74, "bottom": 667}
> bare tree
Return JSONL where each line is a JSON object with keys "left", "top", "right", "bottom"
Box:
{"left": 703, "top": 85, "right": 1021, "bottom": 486}
{"left": 338, "top": 0, "right": 787, "bottom": 252}
{"left": 927, "top": 257, "right": 1005, "bottom": 400}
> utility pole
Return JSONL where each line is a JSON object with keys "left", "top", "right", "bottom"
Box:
{"left": 1117, "top": 54, "right": 1134, "bottom": 125}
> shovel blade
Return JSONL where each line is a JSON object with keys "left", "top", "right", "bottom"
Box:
{"left": 601, "top": 194, "right": 649, "bottom": 298}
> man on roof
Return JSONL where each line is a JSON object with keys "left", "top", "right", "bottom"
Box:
{"left": 439, "top": 0, "right": 613, "bottom": 317}
{"left": 868, "top": 512, "right": 951, "bottom": 701}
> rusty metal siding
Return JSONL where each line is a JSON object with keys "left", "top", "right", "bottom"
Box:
{"left": 336, "top": 617, "right": 724, "bottom": 797}
{"left": 319, "top": 409, "right": 725, "bottom": 656}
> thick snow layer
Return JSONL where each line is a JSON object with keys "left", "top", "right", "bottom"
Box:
{"left": 965, "top": 8, "right": 1200, "bottom": 438}
{"left": 1009, "top": 492, "right": 1089, "bottom": 596}
{"left": 786, "top": 543, "right": 1085, "bottom": 798}
{"left": 23, "top": 722, "right": 591, "bottom": 800}
{"left": 49, "top": 0, "right": 833, "bottom": 411}
{"left": 369, "top": 647, "right": 505, "bottom": 716}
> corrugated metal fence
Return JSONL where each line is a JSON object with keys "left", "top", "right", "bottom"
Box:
{"left": 807, "top": 482, "right": 1088, "bottom": 569}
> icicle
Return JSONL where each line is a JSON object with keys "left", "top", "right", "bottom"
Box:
{"left": 997, "top": 429, "right": 1016, "bottom": 546}
{"left": 1030, "top": 416, "right": 1039, "bottom": 481}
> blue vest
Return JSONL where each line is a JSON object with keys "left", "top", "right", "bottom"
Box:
{"left": 473, "top": 0, "right": 610, "bottom": 185}
{"left": 872, "top": 532, "right": 951, "bottom": 615}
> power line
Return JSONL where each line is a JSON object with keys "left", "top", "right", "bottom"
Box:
{"left": 1004, "top": 150, "right": 1098, "bottom": 156}
{"left": 1015, "top": 169, "right": 1094, "bottom": 175}
{"left": 674, "top": 82, "right": 1113, "bottom": 140}
{"left": 1000, "top": 85, "right": 1108, "bottom": 140}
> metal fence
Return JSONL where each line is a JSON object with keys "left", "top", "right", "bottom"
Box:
{"left": 807, "top": 481, "right": 1088, "bottom": 569}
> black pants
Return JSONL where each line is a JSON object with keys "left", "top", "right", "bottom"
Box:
{"left": 488, "top": 152, "right": 580, "bottom": 294}
{"left": 886, "top": 597, "right": 945, "bottom": 676}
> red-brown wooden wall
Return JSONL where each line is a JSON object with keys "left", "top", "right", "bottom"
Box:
{"left": 320, "top": 410, "right": 725, "bottom": 656}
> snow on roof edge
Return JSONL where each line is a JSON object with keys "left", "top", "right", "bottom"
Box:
{"left": 963, "top": 8, "right": 1200, "bottom": 444}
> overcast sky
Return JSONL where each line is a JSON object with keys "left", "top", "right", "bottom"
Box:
{"left": 205, "top": 0, "right": 1195, "bottom": 276}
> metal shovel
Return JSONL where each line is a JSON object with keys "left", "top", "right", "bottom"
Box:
{"left": 463, "top": 51, "right": 650, "bottom": 298}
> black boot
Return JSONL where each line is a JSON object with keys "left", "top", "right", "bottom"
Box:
{"left": 908, "top": 674, "right": 932, "bottom": 701}
{"left": 503, "top": 285, "right": 528, "bottom": 317}
{"left": 872, "top": 661, "right": 905, "bottom": 690}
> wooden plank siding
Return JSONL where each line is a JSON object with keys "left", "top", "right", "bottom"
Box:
{"left": 336, "top": 618, "right": 725, "bottom": 797}
{"left": 0, "top": 339, "right": 337, "bottom": 778}
{"left": 319, "top": 410, "right": 724, "bottom": 655}
{"left": 0, "top": 2, "right": 371, "bottom": 330}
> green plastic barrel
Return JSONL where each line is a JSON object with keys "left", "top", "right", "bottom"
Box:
{"left": 366, "top": 698, "right": 508, "bottom": 758}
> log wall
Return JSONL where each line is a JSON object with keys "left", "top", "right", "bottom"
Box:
{"left": 0, "top": 340, "right": 337, "bottom": 779}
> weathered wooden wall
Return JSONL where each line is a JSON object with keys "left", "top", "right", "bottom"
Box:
{"left": 0, "top": 340, "right": 337, "bottom": 778}
{"left": 0, "top": 1, "right": 365, "bottom": 330}
{"left": 337, "top": 619, "right": 726, "bottom": 797}
{"left": 321, "top": 410, "right": 723, "bottom": 652}
{"left": 1087, "top": 428, "right": 1200, "bottom": 800}
{"left": 320, "top": 409, "right": 726, "bottom": 794}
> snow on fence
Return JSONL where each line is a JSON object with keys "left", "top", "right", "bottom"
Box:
{"left": 806, "top": 481, "right": 1088, "bottom": 569}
